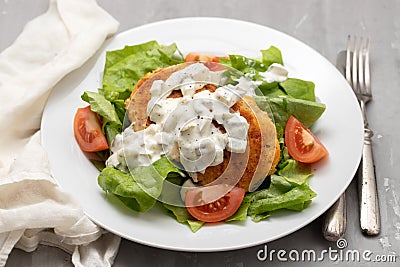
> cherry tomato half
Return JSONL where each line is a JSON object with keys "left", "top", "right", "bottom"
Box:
{"left": 185, "top": 184, "right": 245, "bottom": 222}
{"left": 73, "top": 106, "right": 109, "bottom": 152}
{"left": 285, "top": 115, "right": 328, "bottom": 163}
{"left": 184, "top": 52, "right": 228, "bottom": 71}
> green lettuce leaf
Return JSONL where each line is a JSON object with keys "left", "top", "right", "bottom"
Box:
{"left": 250, "top": 175, "right": 292, "bottom": 201}
{"left": 98, "top": 166, "right": 154, "bottom": 212}
{"left": 101, "top": 41, "right": 183, "bottom": 102}
{"left": 225, "top": 194, "right": 252, "bottom": 222}
{"left": 248, "top": 183, "right": 317, "bottom": 216}
{"left": 279, "top": 78, "right": 315, "bottom": 101}
{"left": 255, "top": 96, "right": 326, "bottom": 128}
{"left": 162, "top": 204, "right": 204, "bottom": 233}
{"left": 257, "top": 81, "right": 286, "bottom": 98}
{"left": 261, "top": 45, "right": 283, "bottom": 67}
{"left": 249, "top": 212, "right": 271, "bottom": 223}
{"left": 102, "top": 122, "right": 121, "bottom": 147}
{"left": 81, "top": 91, "right": 121, "bottom": 125}
{"left": 130, "top": 157, "right": 184, "bottom": 200}
{"left": 277, "top": 159, "right": 313, "bottom": 185}
{"left": 227, "top": 54, "right": 267, "bottom": 73}
{"left": 104, "top": 40, "right": 162, "bottom": 69}
{"left": 98, "top": 157, "right": 184, "bottom": 212}
{"left": 243, "top": 175, "right": 316, "bottom": 222}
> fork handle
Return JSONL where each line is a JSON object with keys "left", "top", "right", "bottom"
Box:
{"left": 322, "top": 193, "right": 346, "bottom": 241}
{"left": 359, "top": 128, "right": 381, "bottom": 235}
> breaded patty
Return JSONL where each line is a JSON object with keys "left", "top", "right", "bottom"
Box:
{"left": 125, "top": 64, "right": 280, "bottom": 191}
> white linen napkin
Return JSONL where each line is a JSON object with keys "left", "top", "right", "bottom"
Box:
{"left": 0, "top": 0, "right": 121, "bottom": 266}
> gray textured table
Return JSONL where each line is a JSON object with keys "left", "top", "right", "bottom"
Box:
{"left": 1, "top": 0, "right": 400, "bottom": 266}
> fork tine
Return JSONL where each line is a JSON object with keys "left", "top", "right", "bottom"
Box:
{"left": 352, "top": 36, "right": 358, "bottom": 94}
{"left": 364, "top": 37, "right": 371, "bottom": 95}
{"left": 345, "top": 35, "right": 352, "bottom": 84}
{"left": 358, "top": 37, "right": 365, "bottom": 94}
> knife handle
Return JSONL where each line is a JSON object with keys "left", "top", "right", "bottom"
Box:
{"left": 322, "top": 193, "right": 346, "bottom": 241}
{"left": 358, "top": 128, "right": 381, "bottom": 235}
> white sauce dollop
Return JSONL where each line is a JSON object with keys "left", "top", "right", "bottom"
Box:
{"left": 259, "top": 63, "right": 288, "bottom": 83}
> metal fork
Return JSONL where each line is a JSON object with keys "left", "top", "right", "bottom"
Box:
{"left": 346, "top": 36, "right": 381, "bottom": 235}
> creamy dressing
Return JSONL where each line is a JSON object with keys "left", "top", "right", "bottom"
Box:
{"left": 106, "top": 123, "right": 172, "bottom": 172}
{"left": 259, "top": 63, "right": 288, "bottom": 83}
{"left": 106, "top": 63, "right": 254, "bottom": 176}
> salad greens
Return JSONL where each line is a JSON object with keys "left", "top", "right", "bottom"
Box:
{"left": 256, "top": 96, "right": 326, "bottom": 129}
{"left": 84, "top": 41, "right": 325, "bottom": 232}
{"left": 162, "top": 204, "right": 205, "bottom": 232}
{"left": 98, "top": 157, "right": 184, "bottom": 212}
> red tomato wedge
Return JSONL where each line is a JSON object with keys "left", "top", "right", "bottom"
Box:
{"left": 73, "top": 106, "right": 109, "bottom": 152}
{"left": 285, "top": 115, "right": 328, "bottom": 163}
{"left": 185, "top": 184, "right": 245, "bottom": 222}
{"left": 184, "top": 52, "right": 228, "bottom": 71}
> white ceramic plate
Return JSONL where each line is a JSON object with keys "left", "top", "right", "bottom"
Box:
{"left": 41, "top": 17, "right": 363, "bottom": 252}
